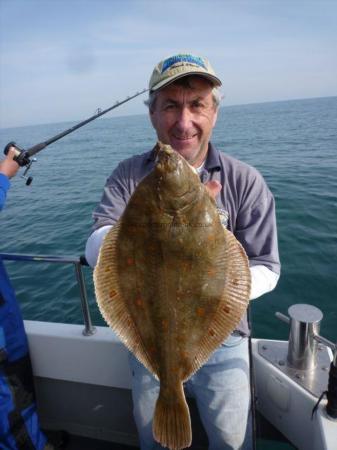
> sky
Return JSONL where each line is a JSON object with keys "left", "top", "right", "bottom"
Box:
{"left": 0, "top": 0, "right": 336, "bottom": 128}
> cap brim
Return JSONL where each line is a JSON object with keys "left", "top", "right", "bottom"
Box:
{"left": 151, "top": 72, "right": 222, "bottom": 92}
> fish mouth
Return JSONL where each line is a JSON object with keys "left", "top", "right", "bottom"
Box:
{"left": 155, "top": 144, "right": 179, "bottom": 173}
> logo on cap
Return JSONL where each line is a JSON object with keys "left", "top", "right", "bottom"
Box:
{"left": 161, "top": 54, "right": 207, "bottom": 73}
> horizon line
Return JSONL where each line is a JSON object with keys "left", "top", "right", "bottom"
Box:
{"left": 1, "top": 94, "right": 336, "bottom": 132}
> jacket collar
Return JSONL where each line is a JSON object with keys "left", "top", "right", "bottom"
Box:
{"left": 204, "top": 142, "right": 221, "bottom": 172}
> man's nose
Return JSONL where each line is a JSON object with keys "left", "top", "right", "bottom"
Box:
{"left": 175, "top": 107, "right": 193, "bottom": 130}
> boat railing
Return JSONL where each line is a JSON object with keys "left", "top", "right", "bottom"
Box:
{"left": 0, "top": 252, "right": 96, "bottom": 336}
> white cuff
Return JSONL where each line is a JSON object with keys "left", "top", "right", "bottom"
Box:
{"left": 85, "top": 225, "right": 112, "bottom": 268}
{"left": 249, "top": 265, "right": 279, "bottom": 300}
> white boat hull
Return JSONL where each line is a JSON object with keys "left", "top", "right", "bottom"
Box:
{"left": 24, "top": 320, "right": 337, "bottom": 449}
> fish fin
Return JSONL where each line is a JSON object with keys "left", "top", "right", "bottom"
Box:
{"left": 188, "top": 227, "right": 251, "bottom": 377}
{"left": 153, "top": 382, "right": 192, "bottom": 450}
{"left": 94, "top": 223, "right": 158, "bottom": 377}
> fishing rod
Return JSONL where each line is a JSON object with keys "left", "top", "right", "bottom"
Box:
{"left": 3, "top": 88, "right": 149, "bottom": 185}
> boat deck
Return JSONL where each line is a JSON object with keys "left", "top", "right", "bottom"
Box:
{"left": 44, "top": 411, "right": 297, "bottom": 450}
{"left": 46, "top": 430, "right": 138, "bottom": 450}
{"left": 46, "top": 435, "right": 296, "bottom": 450}
{"left": 46, "top": 434, "right": 296, "bottom": 450}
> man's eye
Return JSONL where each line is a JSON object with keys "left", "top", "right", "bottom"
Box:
{"left": 192, "top": 101, "right": 204, "bottom": 109}
{"left": 164, "top": 103, "right": 176, "bottom": 110}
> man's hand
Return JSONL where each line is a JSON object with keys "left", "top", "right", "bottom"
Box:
{"left": 205, "top": 180, "right": 222, "bottom": 199}
{"left": 0, "top": 147, "right": 20, "bottom": 178}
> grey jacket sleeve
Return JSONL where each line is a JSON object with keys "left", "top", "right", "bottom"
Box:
{"left": 235, "top": 171, "right": 280, "bottom": 275}
{"left": 91, "top": 162, "right": 131, "bottom": 231}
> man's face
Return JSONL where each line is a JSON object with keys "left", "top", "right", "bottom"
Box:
{"left": 149, "top": 77, "right": 218, "bottom": 168}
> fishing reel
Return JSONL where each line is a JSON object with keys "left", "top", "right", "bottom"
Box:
{"left": 4, "top": 142, "right": 35, "bottom": 185}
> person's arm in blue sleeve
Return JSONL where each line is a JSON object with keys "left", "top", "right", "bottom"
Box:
{"left": 0, "top": 148, "right": 20, "bottom": 210}
{"left": 0, "top": 173, "right": 10, "bottom": 210}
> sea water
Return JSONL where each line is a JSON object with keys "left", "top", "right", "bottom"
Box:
{"left": 1, "top": 96, "right": 336, "bottom": 343}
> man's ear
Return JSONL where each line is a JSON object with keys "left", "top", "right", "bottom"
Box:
{"left": 212, "top": 108, "right": 218, "bottom": 128}
{"left": 149, "top": 108, "right": 157, "bottom": 129}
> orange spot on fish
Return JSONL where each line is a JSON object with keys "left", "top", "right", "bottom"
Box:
{"left": 196, "top": 307, "right": 205, "bottom": 317}
{"left": 135, "top": 297, "right": 144, "bottom": 308}
{"left": 181, "top": 261, "right": 191, "bottom": 272}
{"left": 180, "top": 350, "right": 188, "bottom": 360}
{"left": 127, "top": 226, "right": 137, "bottom": 236}
{"left": 149, "top": 346, "right": 157, "bottom": 354}
{"left": 127, "top": 257, "right": 134, "bottom": 266}
{"left": 109, "top": 289, "right": 117, "bottom": 298}
{"left": 207, "top": 268, "right": 216, "bottom": 277}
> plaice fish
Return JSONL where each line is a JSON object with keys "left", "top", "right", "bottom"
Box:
{"left": 94, "top": 142, "right": 251, "bottom": 450}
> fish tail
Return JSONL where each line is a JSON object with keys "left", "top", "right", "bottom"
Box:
{"left": 153, "top": 382, "right": 192, "bottom": 450}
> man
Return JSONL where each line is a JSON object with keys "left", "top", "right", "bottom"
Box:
{"left": 0, "top": 149, "right": 53, "bottom": 449}
{"left": 86, "top": 53, "right": 280, "bottom": 450}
